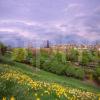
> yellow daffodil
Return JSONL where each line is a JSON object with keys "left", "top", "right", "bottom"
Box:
{"left": 36, "top": 97, "right": 40, "bottom": 100}
{"left": 2, "top": 97, "right": 6, "bottom": 100}
{"left": 10, "top": 96, "right": 15, "bottom": 100}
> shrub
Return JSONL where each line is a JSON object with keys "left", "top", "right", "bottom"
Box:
{"left": 42, "top": 57, "right": 66, "bottom": 75}
{"left": 43, "top": 59, "right": 85, "bottom": 79}
{"left": 80, "top": 51, "right": 90, "bottom": 66}
{"left": 66, "top": 49, "right": 79, "bottom": 62}
{"left": 48, "top": 61, "right": 66, "bottom": 75}
{"left": 31, "top": 49, "right": 50, "bottom": 67}
{"left": 0, "top": 56, "right": 15, "bottom": 65}
{"left": 0, "top": 42, "right": 7, "bottom": 55}
{"left": 31, "top": 49, "right": 85, "bottom": 80}
{"left": 65, "top": 65, "right": 85, "bottom": 79}
{"left": 12, "top": 48, "right": 27, "bottom": 62}
{"left": 93, "top": 66, "right": 100, "bottom": 83}
{"left": 41, "top": 52, "right": 67, "bottom": 75}
{"left": 80, "top": 50, "right": 99, "bottom": 67}
{"left": 84, "top": 68, "right": 94, "bottom": 80}
{"left": 25, "top": 50, "right": 33, "bottom": 64}
{"left": 31, "top": 56, "right": 36, "bottom": 67}
{"left": 74, "top": 67, "right": 85, "bottom": 79}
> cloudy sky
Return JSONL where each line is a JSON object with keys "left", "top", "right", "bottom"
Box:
{"left": 0, "top": 0, "right": 100, "bottom": 46}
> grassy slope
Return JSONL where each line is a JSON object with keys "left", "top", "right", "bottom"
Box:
{"left": 0, "top": 56, "right": 100, "bottom": 94}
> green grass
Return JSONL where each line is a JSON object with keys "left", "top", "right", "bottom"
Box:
{"left": 0, "top": 56, "right": 100, "bottom": 94}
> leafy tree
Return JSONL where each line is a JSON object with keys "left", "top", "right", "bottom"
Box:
{"left": 91, "top": 50, "right": 99, "bottom": 64}
{"left": 81, "top": 50, "right": 93, "bottom": 66}
{"left": 12, "top": 48, "right": 27, "bottom": 62}
{"left": 0, "top": 42, "right": 7, "bottom": 55}
{"left": 93, "top": 66, "right": 100, "bottom": 83}
{"left": 66, "top": 48, "right": 79, "bottom": 62}
{"left": 80, "top": 49, "right": 100, "bottom": 67}
{"left": 25, "top": 49, "right": 33, "bottom": 64}
{"left": 65, "top": 65, "right": 85, "bottom": 79}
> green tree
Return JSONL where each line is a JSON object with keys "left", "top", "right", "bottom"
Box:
{"left": 12, "top": 48, "right": 27, "bottom": 62}
{"left": 81, "top": 50, "right": 100, "bottom": 67}
{"left": 25, "top": 49, "right": 33, "bottom": 64}
{"left": 66, "top": 48, "right": 79, "bottom": 62}
{"left": 81, "top": 50, "right": 93, "bottom": 66}
{"left": 0, "top": 42, "right": 7, "bottom": 55}
{"left": 93, "top": 66, "right": 100, "bottom": 83}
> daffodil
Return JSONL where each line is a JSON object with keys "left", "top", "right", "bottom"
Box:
{"left": 2, "top": 97, "right": 6, "bottom": 100}
{"left": 36, "top": 97, "right": 40, "bottom": 100}
{"left": 10, "top": 96, "right": 15, "bottom": 100}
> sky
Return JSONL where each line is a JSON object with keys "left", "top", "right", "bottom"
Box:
{"left": 0, "top": 0, "right": 100, "bottom": 46}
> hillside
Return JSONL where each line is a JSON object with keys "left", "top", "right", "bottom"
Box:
{"left": 0, "top": 56, "right": 100, "bottom": 100}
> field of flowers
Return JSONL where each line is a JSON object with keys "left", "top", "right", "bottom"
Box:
{"left": 0, "top": 64, "right": 100, "bottom": 100}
